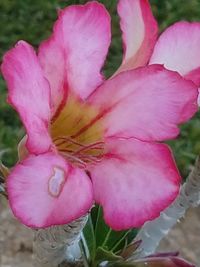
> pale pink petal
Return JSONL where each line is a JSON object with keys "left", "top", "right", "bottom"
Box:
{"left": 133, "top": 256, "right": 195, "bottom": 267}
{"left": 38, "top": 37, "right": 67, "bottom": 115}
{"left": 38, "top": 1, "right": 111, "bottom": 109}
{"left": 7, "top": 152, "right": 93, "bottom": 228}
{"left": 150, "top": 22, "right": 200, "bottom": 85}
{"left": 90, "top": 138, "right": 180, "bottom": 230}
{"left": 198, "top": 88, "right": 200, "bottom": 106}
{"left": 1, "top": 41, "right": 52, "bottom": 154}
{"left": 116, "top": 0, "right": 158, "bottom": 73}
{"left": 89, "top": 65, "right": 198, "bottom": 142}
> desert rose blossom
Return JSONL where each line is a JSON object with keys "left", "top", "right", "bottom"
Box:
{"left": 1, "top": 1, "right": 198, "bottom": 230}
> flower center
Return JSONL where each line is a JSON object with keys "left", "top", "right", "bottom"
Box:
{"left": 50, "top": 95, "right": 105, "bottom": 168}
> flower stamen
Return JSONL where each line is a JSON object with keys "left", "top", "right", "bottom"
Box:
{"left": 53, "top": 136, "right": 105, "bottom": 168}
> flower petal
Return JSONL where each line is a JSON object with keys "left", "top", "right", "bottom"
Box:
{"left": 198, "top": 88, "right": 200, "bottom": 106}
{"left": 38, "top": 37, "right": 67, "bottom": 115}
{"left": 133, "top": 256, "right": 195, "bottom": 267}
{"left": 1, "top": 41, "right": 52, "bottom": 154}
{"left": 38, "top": 1, "right": 111, "bottom": 108}
{"left": 150, "top": 22, "right": 200, "bottom": 85}
{"left": 89, "top": 65, "right": 198, "bottom": 142}
{"left": 90, "top": 138, "right": 180, "bottom": 230}
{"left": 116, "top": 0, "right": 158, "bottom": 73}
{"left": 7, "top": 153, "right": 93, "bottom": 228}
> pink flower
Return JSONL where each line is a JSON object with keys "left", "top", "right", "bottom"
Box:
{"left": 132, "top": 256, "right": 195, "bottom": 267}
{"left": 129, "top": 252, "right": 196, "bottom": 267}
{"left": 1, "top": 1, "right": 199, "bottom": 230}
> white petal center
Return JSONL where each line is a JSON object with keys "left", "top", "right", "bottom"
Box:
{"left": 48, "top": 167, "right": 65, "bottom": 197}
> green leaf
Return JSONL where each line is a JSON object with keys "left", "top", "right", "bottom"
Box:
{"left": 91, "top": 205, "right": 101, "bottom": 231}
{"left": 91, "top": 205, "right": 138, "bottom": 253}
{"left": 119, "top": 241, "right": 142, "bottom": 260}
{"left": 95, "top": 247, "right": 122, "bottom": 264}
{"left": 92, "top": 206, "right": 126, "bottom": 251}
{"left": 82, "top": 215, "right": 96, "bottom": 262}
{"left": 111, "top": 229, "right": 138, "bottom": 253}
{"left": 92, "top": 206, "right": 110, "bottom": 248}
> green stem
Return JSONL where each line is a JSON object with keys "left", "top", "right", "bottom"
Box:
{"left": 111, "top": 230, "right": 131, "bottom": 252}
{"left": 79, "top": 239, "right": 89, "bottom": 267}
{"left": 101, "top": 228, "right": 112, "bottom": 248}
{"left": 94, "top": 206, "right": 101, "bottom": 237}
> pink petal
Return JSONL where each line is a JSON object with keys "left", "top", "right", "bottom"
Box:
{"left": 1, "top": 41, "right": 52, "bottom": 154}
{"left": 89, "top": 65, "right": 198, "bottom": 142}
{"left": 38, "top": 37, "right": 67, "bottom": 115}
{"left": 90, "top": 138, "right": 180, "bottom": 230}
{"left": 38, "top": 1, "right": 111, "bottom": 109}
{"left": 185, "top": 67, "right": 200, "bottom": 86}
{"left": 134, "top": 256, "right": 195, "bottom": 267}
{"left": 116, "top": 0, "right": 158, "bottom": 73}
{"left": 7, "top": 152, "right": 93, "bottom": 228}
{"left": 198, "top": 88, "right": 200, "bottom": 106}
{"left": 150, "top": 22, "right": 200, "bottom": 85}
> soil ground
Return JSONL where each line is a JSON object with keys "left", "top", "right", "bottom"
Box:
{"left": 0, "top": 199, "right": 200, "bottom": 267}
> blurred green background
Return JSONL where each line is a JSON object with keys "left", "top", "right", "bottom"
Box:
{"left": 0, "top": 0, "right": 200, "bottom": 177}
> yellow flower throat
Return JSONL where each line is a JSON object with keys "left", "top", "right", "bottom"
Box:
{"left": 50, "top": 96, "right": 105, "bottom": 169}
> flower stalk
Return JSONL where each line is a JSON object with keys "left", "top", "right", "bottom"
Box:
{"left": 33, "top": 215, "right": 88, "bottom": 267}
{"left": 133, "top": 156, "right": 200, "bottom": 259}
